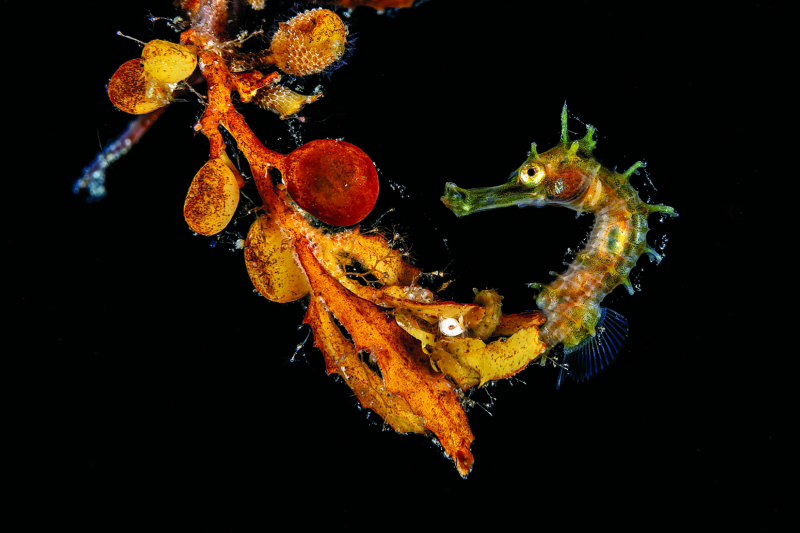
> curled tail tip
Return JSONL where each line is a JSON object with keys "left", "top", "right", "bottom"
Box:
{"left": 558, "top": 308, "right": 628, "bottom": 386}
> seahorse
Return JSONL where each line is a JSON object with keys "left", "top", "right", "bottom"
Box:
{"left": 441, "top": 106, "right": 676, "bottom": 388}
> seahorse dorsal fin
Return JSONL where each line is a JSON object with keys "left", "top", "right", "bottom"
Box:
{"left": 556, "top": 308, "right": 628, "bottom": 388}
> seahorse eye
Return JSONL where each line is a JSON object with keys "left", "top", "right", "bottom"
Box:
{"left": 519, "top": 164, "right": 544, "bottom": 187}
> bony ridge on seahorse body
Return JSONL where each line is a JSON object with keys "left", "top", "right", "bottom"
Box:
{"left": 441, "top": 105, "right": 677, "bottom": 388}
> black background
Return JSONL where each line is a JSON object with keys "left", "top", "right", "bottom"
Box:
{"left": 8, "top": 0, "right": 785, "bottom": 529}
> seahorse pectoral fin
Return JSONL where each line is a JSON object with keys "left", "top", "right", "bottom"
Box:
{"left": 557, "top": 308, "right": 629, "bottom": 388}
{"left": 441, "top": 180, "right": 542, "bottom": 217}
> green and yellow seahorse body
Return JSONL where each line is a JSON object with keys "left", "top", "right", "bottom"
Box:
{"left": 442, "top": 106, "right": 676, "bottom": 387}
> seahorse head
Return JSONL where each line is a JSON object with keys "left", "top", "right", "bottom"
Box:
{"left": 442, "top": 105, "right": 602, "bottom": 216}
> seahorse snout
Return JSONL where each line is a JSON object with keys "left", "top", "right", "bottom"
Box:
{"left": 442, "top": 179, "right": 538, "bottom": 217}
{"left": 441, "top": 182, "right": 472, "bottom": 217}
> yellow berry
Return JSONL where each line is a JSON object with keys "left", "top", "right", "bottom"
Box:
{"left": 108, "top": 59, "right": 172, "bottom": 114}
{"left": 183, "top": 158, "right": 240, "bottom": 235}
{"left": 142, "top": 40, "right": 197, "bottom": 83}
{"left": 244, "top": 215, "right": 311, "bottom": 303}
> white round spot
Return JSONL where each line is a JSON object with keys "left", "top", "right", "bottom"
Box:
{"left": 439, "top": 317, "right": 463, "bottom": 337}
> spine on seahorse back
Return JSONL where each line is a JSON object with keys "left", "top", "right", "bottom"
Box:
{"left": 441, "top": 106, "right": 676, "bottom": 381}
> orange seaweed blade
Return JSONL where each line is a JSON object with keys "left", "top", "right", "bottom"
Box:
{"left": 296, "top": 237, "right": 474, "bottom": 476}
